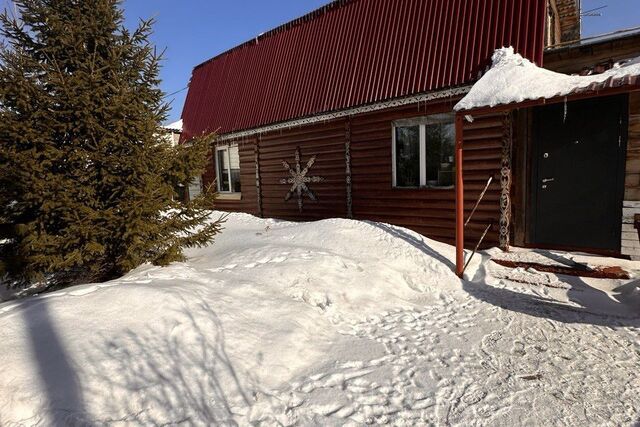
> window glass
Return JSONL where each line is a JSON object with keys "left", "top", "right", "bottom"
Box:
{"left": 426, "top": 122, "right": 455, "bottom": 187}
{"left": 392, "top": 114, "right": 455, "bottom": 189}
{"left": 188, "top": 175, "right": 202, "bottom": 200}
{"left": 216, "top": 146, "right": 241, "bottom": 193}
{"left": 216, "top": 149, "right": 230, "bottom": 192}
{"left": 229, "top": 146, "right": 241, "bottom": 193}
{"left": 395, "top": 126, "right": 420, "bottom": 187}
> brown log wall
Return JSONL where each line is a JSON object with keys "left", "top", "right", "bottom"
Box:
{"left": 625, "top": 93, "right": 640, "bottom": 201}
{"left": 622, "top": 92, "right": 640, "bottom": 258}
{"left": 544, "top": 33, "right": 640, "bottom": 74}
{"left": 205, "top": 100, "right": 508, "bottom": 249}
{"left": 258, "top": 121, "right": 348, "bottom": 221}
{"left": 349, "top": 103, "right": 506, "bottom": 248}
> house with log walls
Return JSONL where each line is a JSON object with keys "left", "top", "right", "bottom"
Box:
{"left": 179, "top": 0, "right": 640, "bottom": 269}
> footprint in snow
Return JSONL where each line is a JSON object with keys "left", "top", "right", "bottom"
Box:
{"left": 461, "top": 388, "right": 487, "bottom": 405}
{"left": 511, "top": 340, "right": 526, "bottom": 356}
{"left": 481, "top": 330, "right": 503, "bottom": 352}
{"left": 207, "top": 264, "right": 238, "bottom": 272}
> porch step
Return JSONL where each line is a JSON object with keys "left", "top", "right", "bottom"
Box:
{"left": 490, "top": 258, "right": 631, "bottom": 280}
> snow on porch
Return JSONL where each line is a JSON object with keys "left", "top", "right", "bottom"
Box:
{"left": 491, "top": 247, "right": 634, "bottom": 280}
{"left": 486, "top": 246, "right": 640, "bottom": 319}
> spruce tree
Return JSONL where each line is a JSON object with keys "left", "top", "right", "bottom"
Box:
{"left": 0, "top": 0, "right": 224, "bottom": 287}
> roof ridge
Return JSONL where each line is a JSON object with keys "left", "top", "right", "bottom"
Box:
{"left": 193, "top": 0, "right": 358, "bottom": 71}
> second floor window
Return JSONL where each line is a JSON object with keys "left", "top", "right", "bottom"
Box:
{"left": 392, "top": 113, "right": 455, "bottom": 189}
{"left": 216, "top": 145, "right": 241, "bottom": 193}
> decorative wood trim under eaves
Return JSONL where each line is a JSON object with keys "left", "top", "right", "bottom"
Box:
{"left": 217, "top": 86, "right": 472, "bottom": 142}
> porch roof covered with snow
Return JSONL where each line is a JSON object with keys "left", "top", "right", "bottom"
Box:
{"left": 452, "top": 47, "right": 640, "bottom": 278}
{"left": 454, "top": 47, "right": 640, "bottom": 115}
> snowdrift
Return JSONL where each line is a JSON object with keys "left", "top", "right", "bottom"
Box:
{"left": 0, "top": 213, "right": 638, "bottom": 425}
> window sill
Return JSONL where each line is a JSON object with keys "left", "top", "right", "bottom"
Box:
{"left": 392, "top": 186, "right": 454, "bottom": 191}
{"left": 216, "top": 192, "right": 242, "bottom": 201}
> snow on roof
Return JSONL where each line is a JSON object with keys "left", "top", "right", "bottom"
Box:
{"left": 164, "top": 119, "right": 183, "bottom": 132}
{"left": 454, "top": 47, "right": 640, "bottom": 112}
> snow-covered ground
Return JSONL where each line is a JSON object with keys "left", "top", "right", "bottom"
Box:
{"left": 1, "top": 212, "right": 639, "bottom": 426}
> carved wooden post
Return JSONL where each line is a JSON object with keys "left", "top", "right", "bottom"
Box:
{"left": 499, "top": 113, "right": 513, "bottom": 251}
{"left": 255, "top": 135, "right": 263, "bottom": 217}
{"left": 345, "top": 118, "right": 353, "bottom": 219}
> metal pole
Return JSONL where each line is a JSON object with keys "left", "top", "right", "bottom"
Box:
{"left": 455, "top": 114, "right": 465, "bottom": 277}
{"left": 465, "top": 176, "right": 493, "bottom": 227}
{"left": 463, "top": 223, "right": 492, "bottom": 275}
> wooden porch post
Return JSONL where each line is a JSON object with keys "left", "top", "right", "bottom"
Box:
{"left": 455, "top": 114, "right": 465, "bottom": 277}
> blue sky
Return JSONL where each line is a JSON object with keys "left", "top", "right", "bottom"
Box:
{"left": 122, "top": 1, "right": 329, "bottom": 123}
{"left": 581, "top": 0, "right": 640, "bottom": 37}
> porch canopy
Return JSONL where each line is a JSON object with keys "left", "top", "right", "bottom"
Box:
{"left": 452, "top": 47, "right": 640, "bottom": 277}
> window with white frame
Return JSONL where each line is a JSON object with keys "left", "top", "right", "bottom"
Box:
{"left": 215, "top": 145, "right": 241, "bottom": 193}
{"left": 392, "top": 113, "right": 455, "bottom": 189}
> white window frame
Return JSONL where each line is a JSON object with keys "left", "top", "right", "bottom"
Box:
{"left": 215, "top": 144, "right": 241, "bottom": 194}
{"left": 391, "top": 113, "right": 454, "bottom": 189}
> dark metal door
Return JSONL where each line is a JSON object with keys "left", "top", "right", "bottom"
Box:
{"left": 531, "top": 95, "right": 627, "bottom": 252}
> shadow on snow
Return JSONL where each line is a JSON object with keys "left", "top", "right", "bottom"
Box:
{"left": 361, "top": 222, "right": 638, "bottom": 328}
{"left": 368, "top": 222, "right": 456, "bottom": 271}
{"left": 21, "top": 299, "right": 90, "bottom": 426}
{"left": 465, "top": 257, "right": 640, "bottom": 328}
{"left": 82, "top": 298, "right": 254, "bottom": 425}
{"left": 18, "top": 296, "right": 255, "bottom": 425}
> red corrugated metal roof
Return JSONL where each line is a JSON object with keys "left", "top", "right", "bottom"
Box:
{"left": 181, "top": 0, "right": 547, "bottom": 139}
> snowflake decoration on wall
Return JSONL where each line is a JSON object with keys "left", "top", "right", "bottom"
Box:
{"left": 279, "top": 147, "right": 324, "bottom": 212}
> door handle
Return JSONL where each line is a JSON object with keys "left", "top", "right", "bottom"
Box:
{"left": 542, "top": 178, "right": 555, "bottom": 183}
